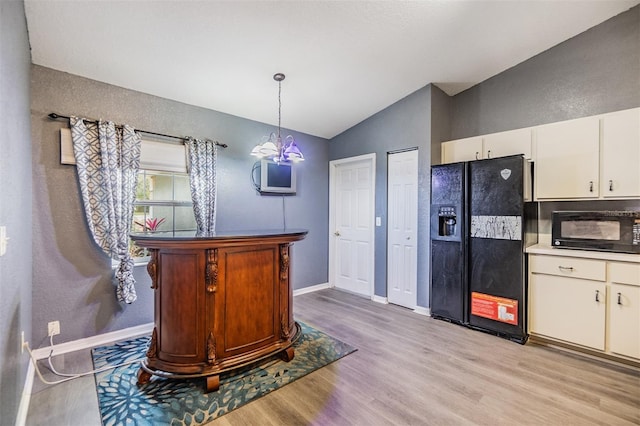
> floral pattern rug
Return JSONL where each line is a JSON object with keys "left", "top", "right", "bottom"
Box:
{"left": 92, "top": 322, "right": 356, "bottom": 425}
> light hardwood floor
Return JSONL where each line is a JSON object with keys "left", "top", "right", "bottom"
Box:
{"left": 27, "top": 288, "right": 640, "bottom": 425}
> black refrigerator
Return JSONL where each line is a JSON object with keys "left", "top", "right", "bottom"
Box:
{"left": 430, "top": 155, "right": 537, "bottom": 343}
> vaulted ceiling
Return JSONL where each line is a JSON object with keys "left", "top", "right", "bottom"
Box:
{"left": 24, "top": 0, "right": 640, "bottom": 139}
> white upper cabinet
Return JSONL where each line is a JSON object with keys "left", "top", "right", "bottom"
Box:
{"left": 441, "top": 136, "right": 483, "bottom": 163}
{"left": 441, "top": 128, "right": 532, "bottom": 164}
{"left": 439, "top": 108, "right": 639, "bottom": 201}
{"left": 535, "top": 116, "right": 600, "bottom": 200}
{"left": 601, "top": 108, "right": 640, "bottom": 198}
{"left": 483, "top": 128, "right": 532, "bottom": 160}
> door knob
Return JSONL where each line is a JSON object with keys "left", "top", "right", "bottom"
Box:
{"left": 334, "top": 231, "right": 341, "bottom": 236}
{"left": 406, "top": 236, "right": 411, "bottom": 240}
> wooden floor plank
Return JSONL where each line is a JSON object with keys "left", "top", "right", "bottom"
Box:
{"left": 26, "top": 288, "right": 640, "bottom": 425}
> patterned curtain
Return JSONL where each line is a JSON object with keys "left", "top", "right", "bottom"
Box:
{"left": 70, "top": 117, "right": 142, "bottom": 304}
{"left": 186, "top": 138, "right": 218, "bottom": 235}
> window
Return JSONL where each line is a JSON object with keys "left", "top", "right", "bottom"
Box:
{"left": 129, "top": 170, "right": 196, "bottom": 259}
{"left": 59, "top": 128, "right": 193, "bottom": 261}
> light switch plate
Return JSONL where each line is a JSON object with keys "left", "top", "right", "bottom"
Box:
{"left": 0, "top": 226, "right": 8, "bottom": 256}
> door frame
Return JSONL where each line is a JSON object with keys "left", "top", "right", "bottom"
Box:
{"left": 386, "top": 148, "right": 418, "bottom": 309}
{"left": 328, "top": 153, "right": 376, "bottom": 299}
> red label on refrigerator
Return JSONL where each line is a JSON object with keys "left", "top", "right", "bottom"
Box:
{"left": 471, "top": 292, "right": 518, "bottom": 325}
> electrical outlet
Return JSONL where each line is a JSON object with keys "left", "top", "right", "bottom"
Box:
{"left": 48, "top": 321, "right": 60, "bottom": 337}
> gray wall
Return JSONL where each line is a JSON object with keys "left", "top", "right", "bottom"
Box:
{"left": 0, "top": 0, "right": 32, "bottom": 424}
{"left": 2, "top": 7, "right": 638, "bottom": 418}
{"left": 327, "top": 5, "right": 640, "bottom": 309}
{"left": 451, "top": 5, "right": 640, "bottom": 139}
{"left": 450, "top": 5, "right": 640, "bottom": 225}
{"left": 430, "top": 85, "right": 453, "bottom": 166}
{"left": 30, "top": 65, "right": 329, "bottom": 346}
{"left": 329, "top": 85, "right": 435, "bottom": 307}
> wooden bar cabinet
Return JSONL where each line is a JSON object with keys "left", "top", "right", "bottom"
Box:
{"left": 130, "top": 229, "right": 307, "bottom": 392}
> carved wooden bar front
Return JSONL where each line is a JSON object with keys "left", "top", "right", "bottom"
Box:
{"left": 130, "top": 229, "right": 307, "bottom": 392}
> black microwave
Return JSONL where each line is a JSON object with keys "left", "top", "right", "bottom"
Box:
{"left": 551, "top": 211, "right": 640, "bottom": 254}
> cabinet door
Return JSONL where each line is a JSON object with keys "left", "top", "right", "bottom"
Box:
{"left": 441, "top": 137, "right": 483, "bottom": 164}
{"left": 535, "top": 116, "right": 600, "bottom": 199}
{"left": 215, "top": 244, "right": 281, "bottom": 358}
{"left": 609, "top": 283, "right": 640, "bottom": 359}
{"left": 529, "top": 273, "right": 605, "bottom": 350}
{"left": 483, "top": 128, "right": 532, "bottom": 160}
{"left": 601, "top": 108, "right": 640, "bottom": 198}
{"left": 609, "top": 262, "right": 640, "bottom": 360}
{"left": 156, "top": 250, "right": 207, "bottom": 365}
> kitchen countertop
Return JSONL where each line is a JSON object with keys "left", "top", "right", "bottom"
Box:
{"left": 526, "top": 243, "right": 640, "bottom": 263}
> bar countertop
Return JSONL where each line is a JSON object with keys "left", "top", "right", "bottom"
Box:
{"left": 130, "top": 228, "right": 308, "bottom": 241}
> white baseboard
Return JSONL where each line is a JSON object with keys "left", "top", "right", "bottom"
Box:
{"left": 15, "top": 360, "right": 34, "bottom": 426}
{"left": 413, "top": 306, "right": 431, "bottom": 316}
{"left": 371, "top": 296, "right": 430, "bottom": 316}
{"left": 18, "top": 322, "right": 153, "bottom": 426}
{"left": 28, "top": 283, "right": 332, "bottom": 362}
{"left": 18, "top": 284, "right": 422, "bottom": 426}
{"left": 372, "top": 295, "right": 388, "bottom": 304}
{"left": 29, "top": 284, "right": 331, "bottom": 362}
{"left": 293, "top": 282, "right": 330, "bottom": 296}
{"left": 17, "top": 284, "right": 330, "bottom": 425}
{"left": 31, "top": 322, "right": 154, "bottom": 360}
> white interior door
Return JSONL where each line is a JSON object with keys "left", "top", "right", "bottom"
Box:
{"left": 329, "top": 154, "right": 375, "bottom": 298}
{"left": 387, "top": 149, "right": 418, "bottom": 308}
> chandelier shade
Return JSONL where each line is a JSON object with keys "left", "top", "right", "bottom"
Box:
{"left": 250, "top": 73, "right": 304, "bottom": 164}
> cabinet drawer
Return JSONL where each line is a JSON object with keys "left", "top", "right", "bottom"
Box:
{"left": 529, "top": 255, "right": 606, "bottom": 281}
{"left": 609, "top": 262, "right": 640, "bottom": 286}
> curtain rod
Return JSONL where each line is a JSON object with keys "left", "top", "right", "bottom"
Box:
{"left": 48, "top": 113, "right": 228, "bottom": 148}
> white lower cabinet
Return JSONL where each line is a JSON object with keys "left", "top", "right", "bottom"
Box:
{"left": 529, "top": 254, "right": 640, "bottom": 362}
{"left": 608, "top": 262, "right": 640, "bottom": 359}
{"left": 529, "top": 256, "right": 606, "bottom": 350}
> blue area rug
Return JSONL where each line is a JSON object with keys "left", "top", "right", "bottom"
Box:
{"left": 92, "top": 322, "right": 356, "bottom": 425}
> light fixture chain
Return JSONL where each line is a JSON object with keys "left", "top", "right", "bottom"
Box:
{"left": 278, "top": 79, "right": 282, "bottom": 139}
{"left": 250, "top": 72, "right": 303, "bottom": 163}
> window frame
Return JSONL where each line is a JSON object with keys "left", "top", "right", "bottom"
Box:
{"left": 128, "top": 169, "right": 196, "bottom": 263}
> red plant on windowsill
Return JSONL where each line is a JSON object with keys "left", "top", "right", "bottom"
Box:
{"left": 135, "top": 217, "right": 166, "bottom": 232}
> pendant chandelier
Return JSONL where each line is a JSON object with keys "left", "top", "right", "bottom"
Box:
{"left": 250, "top": 73, "right": 304, "bottom": 163}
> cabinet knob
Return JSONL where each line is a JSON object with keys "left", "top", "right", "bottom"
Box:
{"left": 475, "top": 152, "right": 479, "bottom": 160}
{"left": 595, "top": 289, "right": 600, "bottom": 303}
{"left": 617, "top": 292, "right": 622, "bottom": 305}
{"left": 487, "top": 150, "right": 491, "bottom": 159}
{"left": 609, "top": 180, "right": 613, "bottom": 191}
{"left": 558, "top": 265, "right": 574, "bottom": 272}
{"left": 589, "top": 181, "right": 594, "bottom": 192}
